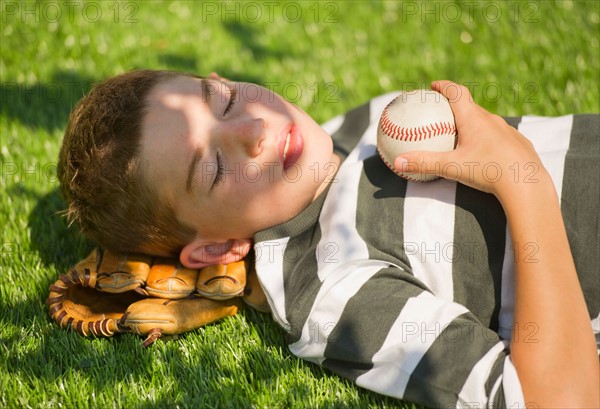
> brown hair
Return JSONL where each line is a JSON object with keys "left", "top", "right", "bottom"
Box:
{"left": 58, "top": 69, "right": 198, "bottom": 256}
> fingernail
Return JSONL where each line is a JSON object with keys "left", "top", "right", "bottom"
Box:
{"left": 395, "top": 157, "right": 408, "bottom": 169}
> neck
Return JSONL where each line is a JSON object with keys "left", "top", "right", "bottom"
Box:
{"left": 313, "top": 152, "right": 341, "bottom": 200}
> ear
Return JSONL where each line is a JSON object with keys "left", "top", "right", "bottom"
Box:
{"left": 179, "top": 238, "right": 252, "bottom": 269}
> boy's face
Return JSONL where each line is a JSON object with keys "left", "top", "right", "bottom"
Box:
{"left": 141, "top": 76, "right": 339, "bottom": 243}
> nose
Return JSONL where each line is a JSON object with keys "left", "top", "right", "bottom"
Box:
{"left": 219, "top": 117, "right": 265, "bottom": 158}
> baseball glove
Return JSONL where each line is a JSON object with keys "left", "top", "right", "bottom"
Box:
{"left": 47, "top": 247, "right": 269, "bottom": 347}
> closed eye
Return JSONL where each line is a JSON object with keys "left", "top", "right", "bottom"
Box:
{"left": 223, "top": 86, "right": 237, "bottom": 116}
{"left": 211, "top": 151, "right": 225, "bottom": 189}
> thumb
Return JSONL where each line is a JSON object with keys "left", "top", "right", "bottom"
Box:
{"left": 394, "top": 151, "right": 460, "bottom": 181}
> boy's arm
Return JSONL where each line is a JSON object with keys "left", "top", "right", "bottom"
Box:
{"left": 394, "top": 81, "right": 599, "bottom": 408}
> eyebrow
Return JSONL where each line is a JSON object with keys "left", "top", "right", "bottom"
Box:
{"left": 185, "top": 79, "right": 212, "bottom": 193}
{"left": 200, "top": 78, "right": 212, "bottom": 103}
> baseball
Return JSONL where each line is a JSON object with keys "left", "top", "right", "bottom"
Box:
{"left": 377, "top": 90, "right": 457, "bottom": 182}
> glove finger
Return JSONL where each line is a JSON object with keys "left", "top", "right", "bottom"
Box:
{"left": 243, "top": 266, "right": 270, "bottom": 312}
{"left": 47, "top": 268, "right": 145, "bottom": 337}
{"left": 122, "top": 297, "right": 241, "bottom": 336}
{"left": 196, "top": 260, "right": 246, "bottom": 300}
{"left": 96, "top": 249, "right": 152, "bottom": 293}
{"left": 145, "top": 258, "right": 198, "bottom": 299}
{"left": 71, "top": 247, "right": 102, "bottom": 287}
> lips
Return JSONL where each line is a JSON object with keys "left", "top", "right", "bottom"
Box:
{"left": 279, "top": 123, "right": 303, "bottom": 170}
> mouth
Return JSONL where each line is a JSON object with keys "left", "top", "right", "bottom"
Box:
{"left": 279, "top": 123, "right": 303, "bottom": 170}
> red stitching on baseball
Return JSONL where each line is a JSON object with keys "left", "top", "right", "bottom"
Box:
{"left": 380, "top": 100, "right": 456, "bottom": 142}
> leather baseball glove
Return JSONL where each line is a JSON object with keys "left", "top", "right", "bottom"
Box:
{"left": 47, "top": 248, "right": 269, "bottom": 347}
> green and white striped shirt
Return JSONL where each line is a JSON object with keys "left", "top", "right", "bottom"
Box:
{"left": 253, "top": 92, "right": 599, "bottom": 408}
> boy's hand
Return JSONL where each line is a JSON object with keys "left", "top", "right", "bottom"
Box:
{"left": 393, "top": 80, "right": 551, "bottom": 200}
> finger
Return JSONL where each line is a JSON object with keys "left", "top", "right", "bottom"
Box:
{"left": 431, "top": 80, "right": 469, "bottom": 101}
{"left": 431, "top": 80, "right": 477, "bottom": 120}
{"left": 394, "top": 151, "right": 460, "bottom": 181}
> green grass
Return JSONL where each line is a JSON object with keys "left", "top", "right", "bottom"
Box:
{"left": 1, "top": 0, "right": 598, "bottom": 407}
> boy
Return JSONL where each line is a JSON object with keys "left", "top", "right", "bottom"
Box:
{"left": 59, "top": 70, "right": 599, "bottom": 408}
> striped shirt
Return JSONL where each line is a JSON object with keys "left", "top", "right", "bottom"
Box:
{"left": 253, "top": 92, "right": 600, "bottom": 408}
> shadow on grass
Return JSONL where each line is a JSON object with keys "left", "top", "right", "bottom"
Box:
{"left": 223, "top": 20, "right": 287, "bottom": 61}
{"left": 26, "top": 187, "right": 94, "bottom": 271}
{"left": 147, "top": 53, "right": 265, "bottom": 85}
{"left": 209, "top": 20, "right": 288, "bottom": 86}
{"left": 157, "top": 53, "right": 198, "bottom": 72}
{"left": 0, "top": 70, "right": 97, "bottom": 132}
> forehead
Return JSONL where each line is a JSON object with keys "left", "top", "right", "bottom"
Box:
{"left": 147, "top": 76, "right": 205, "bottom": 110}
{"left": 147, "top": 76, "right": 231, "bottom": 108}
{"left": 139, "top": 77, "right": 212, "bottom": 189}
{"left": 143, "top": 77, "right": 214, "bottom": 139}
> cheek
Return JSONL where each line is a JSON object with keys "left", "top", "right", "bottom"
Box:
{"left": 240, "top": 162, "right": 262, "bottom": 182}
{"left": 237, "top": 164, "right": 287, "bottom": 190}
